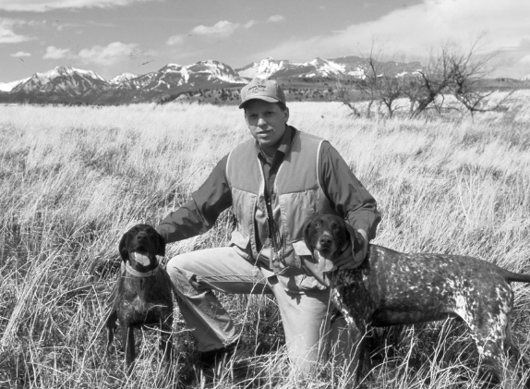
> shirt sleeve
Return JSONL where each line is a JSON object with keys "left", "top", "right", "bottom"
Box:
{"left": 319, "top": 142, "right": 381, "bottom": 240}
{"left": 156, "top": 154, "right": 232, "bottom": 243}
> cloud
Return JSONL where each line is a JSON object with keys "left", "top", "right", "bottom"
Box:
{"left": 0, "top": 0, "right": 160, "bottom": 12}
{"left": 43, "top": 45, "right": 71, "bottom": 59}
{"left": 256, "top": 0, "right": 530, "bottom": 67}
{"left": 167, "top": 17, "right": 276, "bottom": 47}
{"left": 166, "top": 34, "right": 184, "bottom": 46}
{"left": 78, "top": 41, "right": 139, "bottom": 66}
{"left": 0, "top": 18, "right": 34, "bottom": 43}
{"left": 11, "top": 51, "right": 32, "bottom": 57}
{"left": 168, "top": 19, "right": 252, "bottom": 46}
{"left": 190, "top": 20, "right": 240, "bottom": 38}
{"left": 520, "top": 55, "right": 530, "bottom": 64}
{"left": 267, "top": 15, "right": 285, "bottom": 23}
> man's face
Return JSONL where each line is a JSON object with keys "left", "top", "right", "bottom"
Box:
{"left": 244, "top": 100, "right": 289, "bottom": 156}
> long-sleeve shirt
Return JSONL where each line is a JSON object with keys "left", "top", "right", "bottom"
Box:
{"left": 157, "top": 126, "right": 380, "bottom": 246}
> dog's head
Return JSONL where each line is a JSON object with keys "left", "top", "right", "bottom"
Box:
{"left": 302, "top": 214, "right": 364, "bottom": 286}
{"left": 119, "top": 224, "right": 166, "bottom": 269}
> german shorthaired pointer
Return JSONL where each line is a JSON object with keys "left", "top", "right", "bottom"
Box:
{"left": 303, "top": 214, "right": 530, "bottom": 386}
{"left": 106, "top": 224, "right": 173, "bottom": 372}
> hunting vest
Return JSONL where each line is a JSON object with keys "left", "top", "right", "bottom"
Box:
{"left": 226, "top": 129, "right": 339, "bottom": 292}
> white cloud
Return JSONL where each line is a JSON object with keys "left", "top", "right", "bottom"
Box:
{"left": 78, "top": 41, "right": 138, "bottom": 66}
{"left": 43, "top": 45, "right": 71, "bottom": 59}
{"left": 267, "top": 15, "right": 285, "bottom": 23}
{"left": 520, "top": 55, "right": 530, "bottom": 64}
{"left": 190, "top": 20, "right": 240, "bottom": 38}
{"left": 11, "top": 51, "right": 32, "bottom": 57}
{"left": 257, "top": 0, "right": 530, "bottom": 67}
{"left": 168, "top": 19, "right": 258, "bottom": 46}
{"left": 0, "top": 0, "right": 160, "bottom": 12}
{"left": 166, "top": 34, "right": 184, "bottom": 46}
{"left": 0, "top": 18, "right": 34, "bottom": 44}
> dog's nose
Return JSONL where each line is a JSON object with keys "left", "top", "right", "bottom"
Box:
{"left": 319, "top": 236, "right": 333, "bottom": 248}
{"left": 136, "top": 232, "right": 148, "bottom": 242}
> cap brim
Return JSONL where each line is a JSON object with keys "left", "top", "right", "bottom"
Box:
{"left": 238, "top": 96, "right": 281, "bottom": 109}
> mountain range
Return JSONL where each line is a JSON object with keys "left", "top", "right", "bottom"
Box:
{"left": 0, "top": 56, "right": 423, "bottom": 105}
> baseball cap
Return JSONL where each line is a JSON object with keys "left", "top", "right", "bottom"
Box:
{"left": 238, "top": 78, "right": 286, "bottom": 109}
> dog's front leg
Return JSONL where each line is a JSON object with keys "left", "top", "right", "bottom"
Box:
{"left": 160, "top": 318, "right": 173, "bottom": 364}
{"left": 105, "top": 309, "right": 117, "bottom": 354}
{"left": 124, "top": 326, "right": 136, "bottom": 374}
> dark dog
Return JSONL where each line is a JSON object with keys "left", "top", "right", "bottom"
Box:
{"left": 303, "top": 214, "right": 530, "bottom": 386}
{"left": 106, "top": 224, "right": 174, "bottom": 372}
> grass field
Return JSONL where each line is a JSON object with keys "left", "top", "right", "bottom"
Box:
{"left": 1, "top": 91, "right": 530, "bottom": 388}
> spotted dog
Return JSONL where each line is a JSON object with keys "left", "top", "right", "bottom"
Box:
{"left": 303, "top": 214, "right": 530, "bottom": 386}
{"left": 106, "top": 224, "right": 173, "bottom": 373}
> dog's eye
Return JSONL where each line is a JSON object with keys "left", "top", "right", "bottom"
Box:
{"left": 315, "top": 222, "right": 321, "bottom": 229}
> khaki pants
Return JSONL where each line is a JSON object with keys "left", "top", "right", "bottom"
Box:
{"left": 166, "top": 247, "right": 356, "bottom": 372}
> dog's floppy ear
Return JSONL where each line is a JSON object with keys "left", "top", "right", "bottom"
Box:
{"left": 118, "top": 230, "right": 131, "bottom": 262}
{"left": 351, "top": 228, "right": 365, "bottom": 254}
{"left": 154, "top": 229, "right": 166, "bottom": 257}
{"left": 303, "top": 219, "right": 314, "bottom": 251}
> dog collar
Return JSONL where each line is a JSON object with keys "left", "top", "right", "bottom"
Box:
{"left": 124, "top": 261, "right": 160, "bottom": 278}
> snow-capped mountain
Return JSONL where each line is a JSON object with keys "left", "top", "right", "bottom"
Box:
{"left": 1, "top": 61, "right": 247, "bottom": 104}
{"left": 118, "top": 60, "right": 245, "bottom": 92}
{"left": 236, "top": 56, "right": 422, "bottom": 80}
{"left": 109, "top": 72, "right": 138, "bottom": 85}
{"left": 13, "top": 66, "right": 108, "bottom": 93}
{"left": 237, "top": 57, "right": 346, "bottom": 79}
{"left": 0, "top": 56, "right": 425, "bottom": 105}
{"left": 0, "top": 77, "right": 29, "bottom": 92}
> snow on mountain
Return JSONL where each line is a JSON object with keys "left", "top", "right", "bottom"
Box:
{"left": 237, "top": 58, "right": 291, "bottom": 79}
{"left": 236, "top": 57, "right": 368, "bottom": 79}
{"left": 187, "top": 60, "right": 243, "bottom": 83}
{"left": 118, "top": 60, "right": 245, "bottom": 92}
{"left": 0, "top": 77, "right": 29, "bottom": 92}
{"left": 109, "top": 72, "right": 138, "bottom": 84}
{"left": 304, "top": 58, "right": 345, "bottom": 78}
{"left": 12, "top": 66, "right": 109, "bottom": 95}
{"left": 0, "top": 57, "right": 427, "bottom": 105}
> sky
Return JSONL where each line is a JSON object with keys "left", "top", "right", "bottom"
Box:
{"left": 1, "top": 0, "right": 530, "bottom": 83}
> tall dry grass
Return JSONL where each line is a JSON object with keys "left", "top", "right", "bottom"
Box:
{"left": 1, "top": 90, "right": 529, "bottom": 388}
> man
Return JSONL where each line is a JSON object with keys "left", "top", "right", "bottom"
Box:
{"left": 155, "top": 78, "right": 380, "bottom": 372}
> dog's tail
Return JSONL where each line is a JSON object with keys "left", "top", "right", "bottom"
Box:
{"left": 501, "top": 269, "right": 530, "bottom": 284}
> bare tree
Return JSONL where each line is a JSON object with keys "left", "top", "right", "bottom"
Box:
{"left": 336, "top": 45, "right": 405, "bottom": 118}
{"left": 404, "top": 37, "right": 503, "bottom": 118}
{"left": 404, "top": 43, "right": 458, "bottom": 118}
{"left": 336, "top": 36, "right": 502, "bottom": 119}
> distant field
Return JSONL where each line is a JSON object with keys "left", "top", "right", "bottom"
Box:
{"left": 1, "top": 91, "right": 529, "bottom": 388}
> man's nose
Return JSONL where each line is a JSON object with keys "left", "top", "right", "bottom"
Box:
{"left": 257, "top": 117, "right": 267, "bottom": 126}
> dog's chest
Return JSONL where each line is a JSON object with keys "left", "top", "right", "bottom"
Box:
{"left": 118, "top": 277, "right": 173, "bottom": 326}
{"left": 330, "top": 270, "right": 376, "bottom": 328}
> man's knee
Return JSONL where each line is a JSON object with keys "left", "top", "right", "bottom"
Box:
{"left": 166, "top": 253, "right": 201, "bottom": 297}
